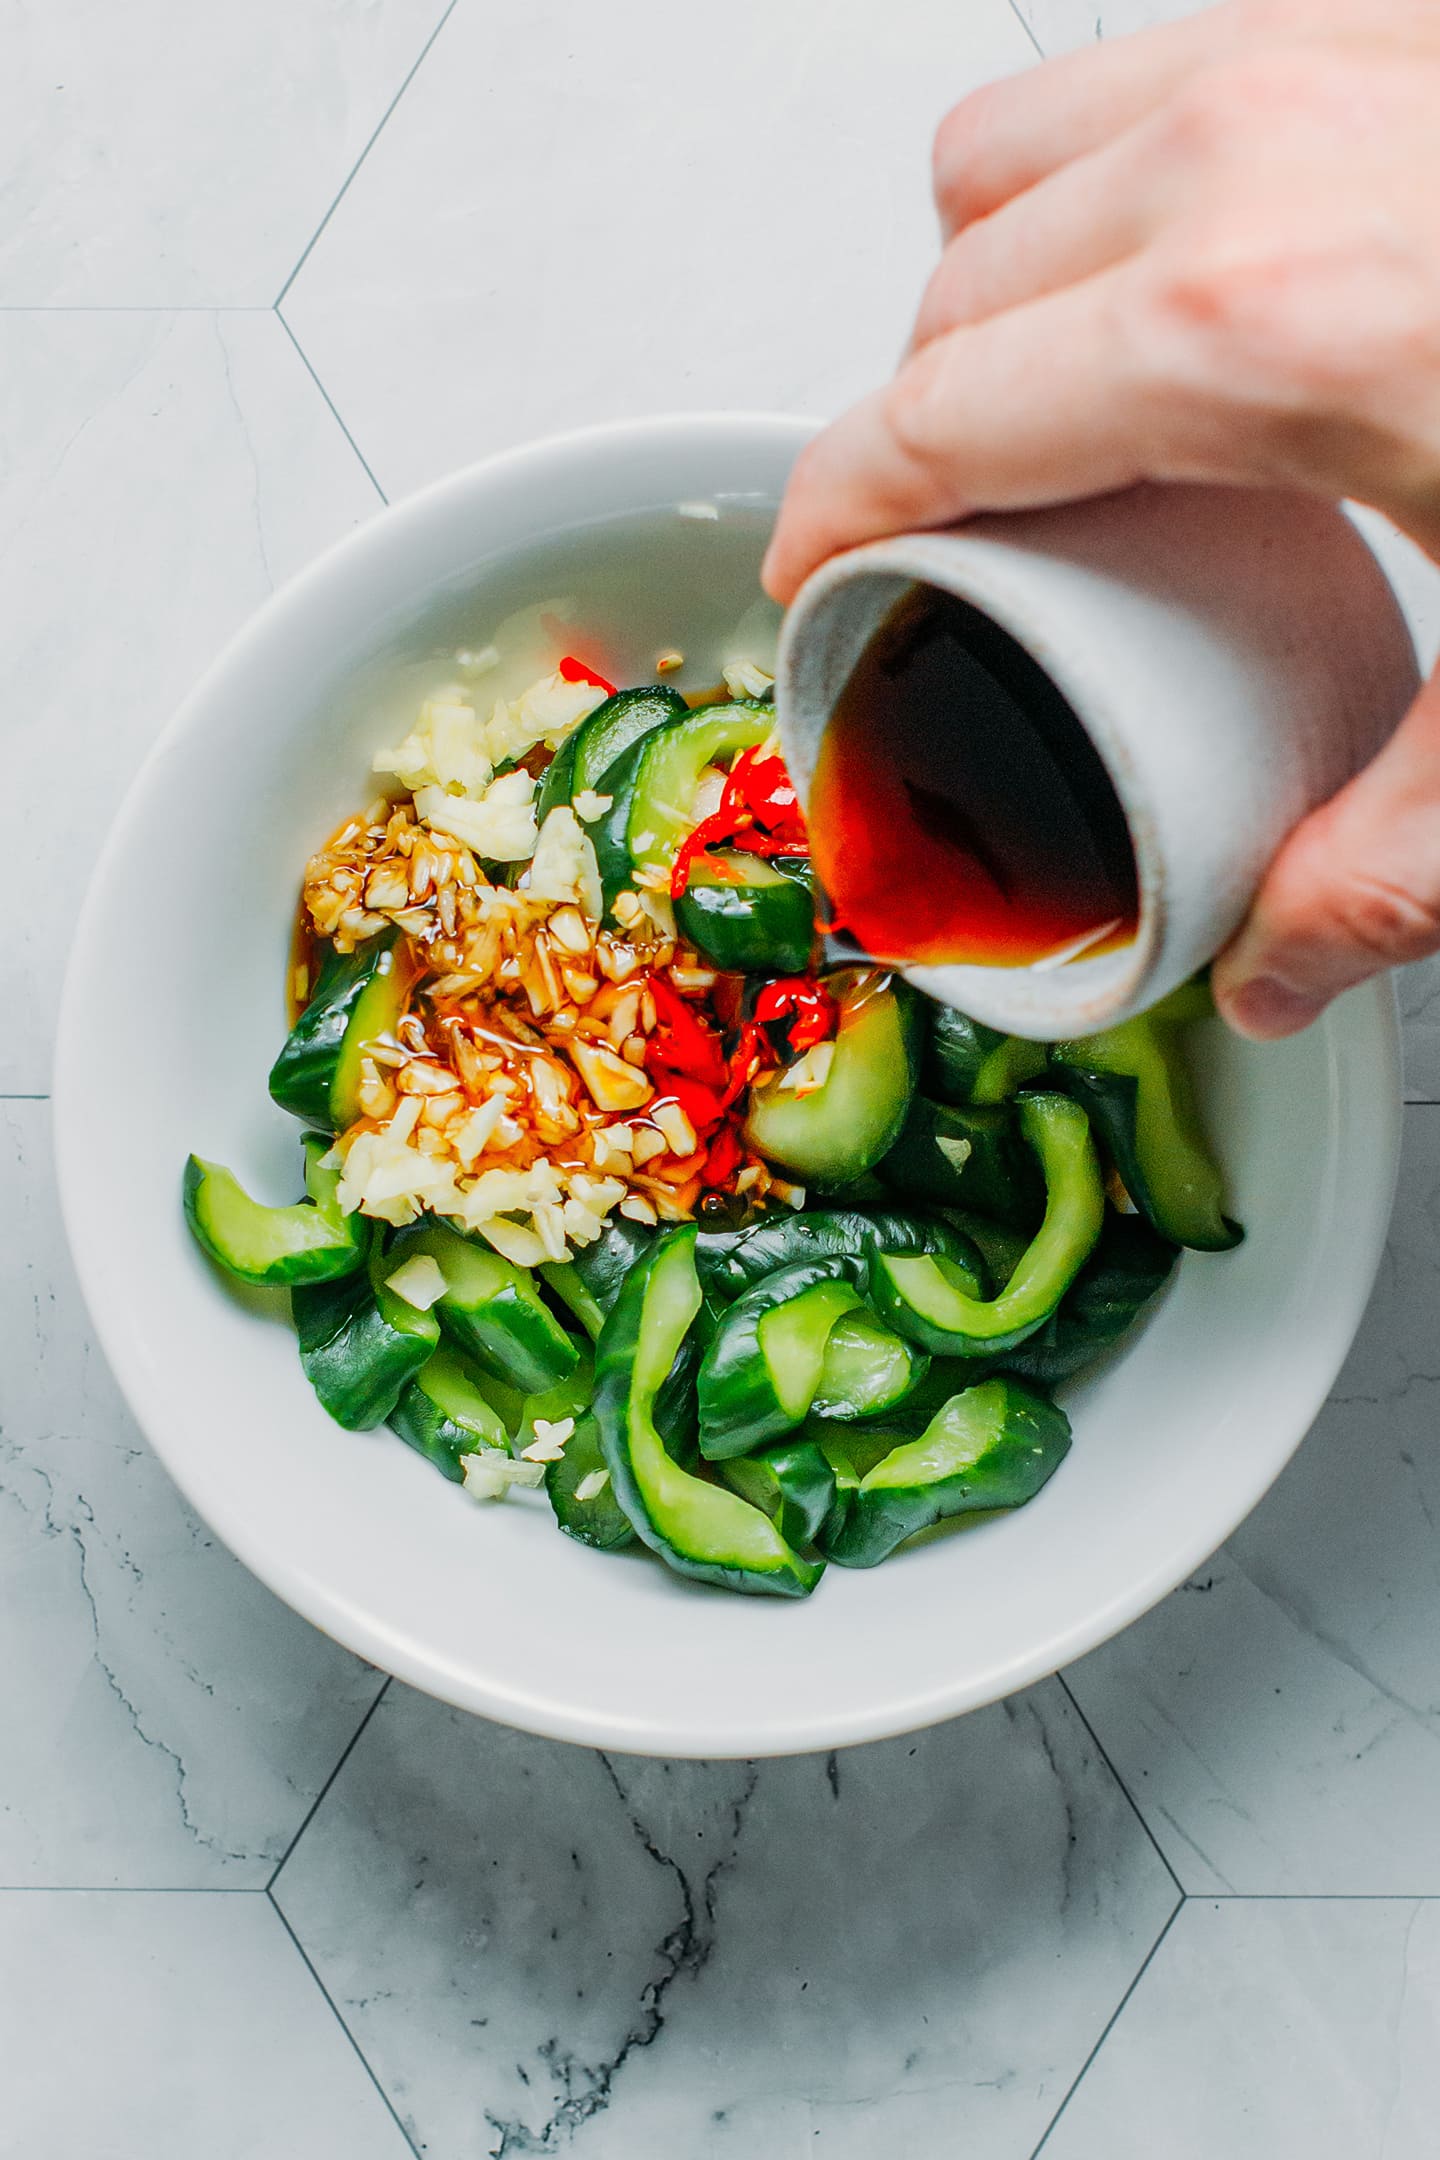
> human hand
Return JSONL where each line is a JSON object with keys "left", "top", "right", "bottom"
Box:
{"left": 762, "top": 0, "right": 1440, "bottom": 1038}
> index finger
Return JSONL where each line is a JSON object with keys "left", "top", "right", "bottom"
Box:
{"left": 934, "top": 6, "right": 1230, "bottom": 235}
{"left": 764, "top": 269, "right": 1177, "bottom": 605}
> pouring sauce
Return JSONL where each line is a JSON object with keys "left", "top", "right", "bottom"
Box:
{"left": 809, "top": 585, "right": 1138, "bottom": 969}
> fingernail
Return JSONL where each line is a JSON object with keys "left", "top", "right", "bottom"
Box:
{"left": 1225, "top": 975, "right": 1325, "bottom": 1039}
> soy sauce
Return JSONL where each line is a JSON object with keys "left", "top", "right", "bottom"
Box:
{"left": 809, "top": 585, "right": 1138, "bottom": 969}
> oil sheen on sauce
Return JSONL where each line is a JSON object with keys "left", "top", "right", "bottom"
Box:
{"left": 809, "top": 586, "right": 1139, "bottom": 969}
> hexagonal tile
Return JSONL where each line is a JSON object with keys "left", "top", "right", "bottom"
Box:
{"left": 0, "top": 1890, "right": 411, "bottom": 2156}
{"left": 0, "top": 1102, "right": 384, "bottom": 1885}
{"left": 1065, "top": 1103, "right": 1440, "bottom": 1895}
{"left": 274, "top": 1679, "right": 1178, "bottom": 2158}
{"left": 0, "top": 308, "right": 380, "bottom": 1091}
{"left": 1041, "top": 1898, "right": 1440, "bottom": 2159}
{"left": 282, "top": 0, "right": 1038, "bottom": 501}
{"left": 0, "top": 0, "right": 452, "bottom": 304}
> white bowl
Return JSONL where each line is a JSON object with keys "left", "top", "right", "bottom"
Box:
{"left": 54, "top": 415, "right": 1401, "bottom": 1759}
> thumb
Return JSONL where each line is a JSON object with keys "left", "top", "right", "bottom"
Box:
{"left": 1213, "top": 663, "right": 1440, "bottom": 1039}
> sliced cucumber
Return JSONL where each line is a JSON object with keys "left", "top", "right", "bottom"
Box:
{"left": 809, "top": 1308, "right": 928, "bottom": 1422}
{"left": 393, "top": 1220, "right": 580, "bottom": 1394}
{"left": 389, "top": 1344, "right": 511, "bottom": 1480}
{"left": 269, "top": 929, "right": 416, "bottom": 1132}
{"left": 1051, "top": 1000, "right": 1240, "bottom": 1251}
{"left": 878, "top": 1095, "right": 1043, "bottom": 1227}
{"left": 720, "top": 1439, "right": 838, "bottom": 1550}
{"left": 923, "top": 1005, "right": 1047, "bottom": 1106}
{"left": 870, "top": 1094, "right": 1105, "bottom": 1357}
{"left": 695, "top": 1205, "right": 972, "bottom": 1303}
{"left": 575, "top": 685, "right": 689, "bottom": 795}
{"left": 821, "top": 1378, "right": 1072, "bottom": 1568}
{"left": 293, "top": 1245, "right": 441, "bottom": 1430}
{"left": 697, "top": 1256, "right": 868, "bottom": 1460}
{"left": 1004, "top": 1209, "right": 1178, "bottom": 1383}
{"left": 594, "top": 1226, "right": 823, "bottom": 1597}
{"left": 183, "top": 1136, "right": 368, "bottom": 1287}
{"left": 744, "top": 971, "right": 919, "bottom": 1191}
{"left": 675, "top": 853, "right": 814, "bottom": 975}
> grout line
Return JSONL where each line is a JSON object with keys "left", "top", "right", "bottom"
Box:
{"left": 0, "top": 305, "right": 275, "bottom": 313}
{"left": 1006, "top": 0, "right": 1045, "bottom": 59}
{"left": 1027, "top": 1896, "right": 1183, "bottom": 2159}
{"left": 274, "top": 0, "right": 463, "bottom": 309}
{"left": 1058, "top": 1675, "right": 1186, "bottom": 1903}
{"left": 0, "top": 1094, "right": 50, "bottom": 1101}
{"left": 274, "top": 309, "right": 388, "bottom": 503}
{"left": 267, "top": 1675, "right": 391, "bottom": 1892}
{"left": 0, "top": 1884, "right": 263, "bottom": 1895}
{"left": 267, "top": 1888, "right": 423, "bottom": 2158}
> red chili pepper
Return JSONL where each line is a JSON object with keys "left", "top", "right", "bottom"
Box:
{"left": 652, "top": 1075, "right": 726, "bottom": 1138}
{"left": 701, "top": 1123, "right": 744, "bottom": 1189}
{"left": 669, "top": 745, "right": 810, "bottom": 898}
{"left": 720, "top": 975, "right": 838, "bottom": 1106}
{"left": 557, "top": 655, "right": 617, "bottom": 696}
{"left": 644, "top": 973, "right": 730, "bottom": 1093}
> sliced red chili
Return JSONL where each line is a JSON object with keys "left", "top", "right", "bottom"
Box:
{"left": 669, "top": 745, "right": 810, "bottom": 898}
{"left": 644, "top": 973, "right": 730, "bottom": 1092}
{"left": 700, "top": 1123, "right": 744, "bottom": 1189}
{"left": 557, "top": 655, "right": 617, "bottom": 696}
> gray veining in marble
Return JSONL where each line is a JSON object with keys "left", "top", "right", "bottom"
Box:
{"left": 273, "top": 1680, "right": 1178, "bottom": 2157}
{"left": 0, "top": 1102, "right": 383, "bottom": 1886}
{"left": 5, "top": 0, "right": 1440, "bottom": 2151}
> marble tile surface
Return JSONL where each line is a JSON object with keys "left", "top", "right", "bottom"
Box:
{"left": 7, "top": 0, "right": 1440, "bottom": 2152}
{"left": 0, "top": 1101, "right": 383, "bottom": 1887}
{"left": 0, "top": 0, "right": 452, "bottom": 305}
{"left": 273, "top": 1679, "right": 1178, "bottom": 2159}
{"left": 1016, "top": 0, "right": 1210, "bottom": 54}
{"left": 0, "top": 1891, "right": 412, "bottom": 2158}
{"left": 1066, "top": 1106, "right": 1440, "bottom": 1895}
{"left": 281, "top": 0, "right": 1037, "bottom": 502}
{"left": 1040, "top": 1898, "right": 1440, "bottom": 2159}
{"left": 0, "top": 308, "right": 380, "bottom": 1092}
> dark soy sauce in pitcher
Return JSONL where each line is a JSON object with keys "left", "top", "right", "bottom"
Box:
{"left": 809, "top": 585, "right": 1140, "bottom": 970}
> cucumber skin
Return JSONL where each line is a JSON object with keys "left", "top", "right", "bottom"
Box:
{"left": 182, "top": 1153, "right": 369, "bottom": 1287}
{"left": 720, "top": 1440, "right": 838, "bottom": 1550}
{"left": 388, "top": 1385, "right": 497, "bottom": 1482}
{"left": 821, "top": 1379, "right": 1072, "bottom": 1568}
{"left": 544, "top": 1412, "right": 636, "bottom": 1551}
{"left": 675, "top": 856, "right": 815, "bottom": 976}
{"left": 694, "top": 1207, "right": 975, "bottom": 1303}
{"left": 292, "top": 1264, "right": 440, "bottom": 1431}
{"left": 268, "top": 930, "right": 402, "bottom": 1131}
{"left": 877, "top": 1096, "right": 1043, "bottom": 1229}
{"left": 594, "top": 1228, "right": 823, "bottom": 1597}
{"left": 744, "top": 976, "right": 921, "bottom": 1191}
{"left": 697, "top": 1255, "right": 868, "bottom": 1461}
{"left": 1051, "top": 1062, "right": 1242, "bottom": 1253}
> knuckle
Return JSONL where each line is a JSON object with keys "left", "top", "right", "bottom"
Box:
{"left": 932, "top": 89, "right": 1001, "bottom": 224}
{"left": 1327, "top": 871, "right": 1440, "bottom": 966}
{"left": 882, "top": 345, "right": 949, "bottom": 467}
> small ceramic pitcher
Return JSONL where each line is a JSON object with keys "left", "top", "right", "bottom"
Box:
{"left": 775, "top": 483, "right": 1420, "bottom": 1039}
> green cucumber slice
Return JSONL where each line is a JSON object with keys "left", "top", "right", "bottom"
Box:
{"left": 293, "top": 1245, "right": 440, "bottom": 1430}
{"left": 744, "top": 971, "right": 919, "bottom": 1191}
{"left": 183, "top": 1136, "right": 369, "bottom": 1286}
{"left": 809, "top": 1308, "right": 928, "bottom": 1421}
{"left": 269, "top": 929, "right": 416, "bottom": 1132}
{"left": 870, "top": 1094, "right": 1105, "bottom": 1356}
{"left": 594, "top": 1226, "right": 823, "bottom": 1596}
{"left": 719, "top": 1439, "right": 838, "bottom": 1550}
{"left": 393, "top": 1220, "right": 580, "bottom": 1394}
{"left": 820, "top": 1378, "right": 1072, "bottom": 1567}
{"left": 878, "top": 1095, "right": 1043, "bottom": 1227}
{"left": 1051, "top": 1002, "right": 1240, "bottom": 1251}
{"left": 388, "top": 1345, "right": 511, "bottom": 1480}
{"left": 697, "top": 1256, "right": 867, "bottom": 1459}
{"left": 674, "top": 852, "right": 814, "bottom": 974}
{"left": 923, "top": 1005, "right": 1047, "bottom": 1106}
